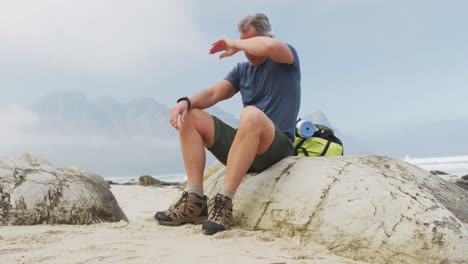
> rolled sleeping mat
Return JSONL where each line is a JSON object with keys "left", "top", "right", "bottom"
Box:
{"left": 296, "top": 119, "right": 316, "bottom": 138}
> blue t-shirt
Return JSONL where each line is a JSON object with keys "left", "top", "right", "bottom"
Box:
{"left": 224, "top": 44, "right": 301, "bottom": 142}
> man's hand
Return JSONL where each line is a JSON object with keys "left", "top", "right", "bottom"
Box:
{"left": 169, "top": 101, "right": 189, "bottom": 131}
{"left": 209, "top": 38, "right": 240, "bottom": 59}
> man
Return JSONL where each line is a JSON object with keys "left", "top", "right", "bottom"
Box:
{"left": 155, "top": 13, "right": 301, "bottom": 235}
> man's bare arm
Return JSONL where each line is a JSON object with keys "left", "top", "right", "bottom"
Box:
{"left": 210, "top": 36, "right": 294, "bottom": 64}
{"left": 169, "top": 80, "right": 237, "bottom": 130}
{"left": 189, "top": 80, "right": 237, "bottom": 110}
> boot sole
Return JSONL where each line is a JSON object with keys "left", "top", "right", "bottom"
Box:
{"left": 157, "top": 216, "right": 207, "bottom": 226}
{"left": 202, "top": 228, "right": 219, "bottom": 235}
{"left": 202, "top": 224, "right": 227, "bottom": 235}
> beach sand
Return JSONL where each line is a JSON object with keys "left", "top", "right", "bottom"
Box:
{"left": 0, "top": 185, "right": 364, "bottom": 264}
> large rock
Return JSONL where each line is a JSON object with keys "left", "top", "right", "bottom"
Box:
{"left": 450, "top": 175, "right": 468, "bottom": 191}
{"left": 203, "top": 156, "right": 468, "bottom": 264}
{"left": 0, "top": 154, "right": 128, "bottom": 225}
{"left": 138, "top": 175, "right": 182, "bottom": 187}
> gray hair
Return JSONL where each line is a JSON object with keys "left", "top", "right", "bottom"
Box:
{"left": 238, "top": 13, "right": 274, "bottom": 37}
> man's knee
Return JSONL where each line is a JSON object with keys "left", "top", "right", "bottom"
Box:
{"left": 239, "top": 106, "right": 268, "bottom": 131}
{"left": 179, "top": 109, "right": 215, "bottom": 145}
{"left": 238, "top": 106, "right": 275, "bottom": 154}
{"left": 179, "top": 109, "right": 205, "bottom": 129}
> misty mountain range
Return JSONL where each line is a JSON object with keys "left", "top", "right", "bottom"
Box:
{"left": 2, "top": 91, "right": 466, "bottom": 178}
{"left": 3, "top": 92, "right": 240, "bottom": 177}
{"left": 30, "top": 92, "right": 238, "bottom": 141}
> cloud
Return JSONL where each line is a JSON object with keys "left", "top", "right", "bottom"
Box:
{"left": 0, "top": 104, "right": 39, "bottom": 146}
{"left": 0, "top": 0, "right": 205, "bottom": 73}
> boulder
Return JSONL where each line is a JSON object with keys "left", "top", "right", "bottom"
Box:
{"left": 430, "top": 170, "right": 449, "bottom": 175}
{"left": 450, "top": 177, "right": 468, "bottom": 191}
{"left": 0, "top": 154, "right": 128, "bottom": 225}
{"left": 138, "top": 175, "right": 163, "bottom": 186}
{"left": 202, "top": 155, "right": 468, "bottom": 264}
{"left": 61, "top": 165, "right": 111, "bottom": 189}
{"left": 138, "top": 175, "right": 182, "bottom": 187}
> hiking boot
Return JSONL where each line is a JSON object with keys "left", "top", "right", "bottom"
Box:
{"left": 202, "top": 193, "right": 233, "bottom": 235}
{"left": 154, "top": 191, "right": 208, "bottom": 226}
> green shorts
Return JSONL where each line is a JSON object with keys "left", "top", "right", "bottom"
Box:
{"left": 207, "top": 115, "right": 294, "bottom": 173}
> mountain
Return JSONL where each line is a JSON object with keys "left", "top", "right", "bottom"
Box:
{"left": 31, "top": 91, "right": 113, "bottom": 135}
{"left": 18, "top": 92, "right": 240, "bottom": 177}
{"left": 30, "top": 92, "right": 240, "bottom": 140}
{"left": 31, "top": 92, "right": 175, "bottom": 140}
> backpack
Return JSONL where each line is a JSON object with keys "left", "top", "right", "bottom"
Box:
{"left": 294, "top": 121, "right": 344, "bottom": 157}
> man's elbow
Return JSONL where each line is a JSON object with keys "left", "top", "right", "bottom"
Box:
{"left": 265, "top": 40, "right": 280, "bottom": 56}
{"left": 268, "top": 43, "right": 294, "bottom": 64}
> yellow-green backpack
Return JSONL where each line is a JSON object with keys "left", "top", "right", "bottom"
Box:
{"left": 294, "top": 122, "right": 344, "bottom": 157}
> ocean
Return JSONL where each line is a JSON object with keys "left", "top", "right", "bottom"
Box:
{"left": 405, "top": 155, "right": 468, "bottom": 180}
{"left": 104, "top": 172, "right": 187, "bottom": 184}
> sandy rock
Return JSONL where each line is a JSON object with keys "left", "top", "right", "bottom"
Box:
{"left": 139, "top": 175, "right": 163, "bottom": 186}
{"left": 203, "top": 155, "right": 468, "bottom": 264}
{"left": 0, "top": 154, "right": 127, "bottom": 225}
{"left": 450, "top": 177, "right": 468, "bottom": 191}
{"left": 20, "top": 153, "right": 53, "bottom": 168}
{"left": 138, "top": 175, "right": 182, "bottom": 187}
{"left": 61, "top": 165, "right": 111, "bottom": 189}
{"left": 430, "top": 170, "right": 449, "bottom": 175}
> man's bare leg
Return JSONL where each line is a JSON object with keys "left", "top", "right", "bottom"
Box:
{"left": 178, "top": 109, "right": 215, "bottom": 187}
{"left": 154, "top": 109, "right": 215, "bottom": 225}
{"left": 223, "top": 106, "right": 275, "bottom": 194}
{"left": 202, "top": 106, "right": 275, "bottom": 234}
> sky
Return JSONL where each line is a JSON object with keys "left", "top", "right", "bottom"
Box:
{"left": 1, "top": 0, "right": 467, "bottom": 138}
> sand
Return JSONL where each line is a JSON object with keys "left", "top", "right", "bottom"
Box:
{"left": 0, "top": 185, "right": 365, "bottom": 264}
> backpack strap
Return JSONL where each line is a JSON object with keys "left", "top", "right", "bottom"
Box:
{"left": 299, "top": 146, "right": 309, "bottom": 156}
{"left": 294, "top": 138, "right": 308, "bottom": 156}
{"left": 320, "top": 140, "right": 332, "bottom": 156}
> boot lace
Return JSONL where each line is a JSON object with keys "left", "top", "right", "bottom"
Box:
{"left": 208, "top": 194, "right": 228, "bottom": 221}
{"left": 171, "top": 191, "right": 189, "bottom": 214}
